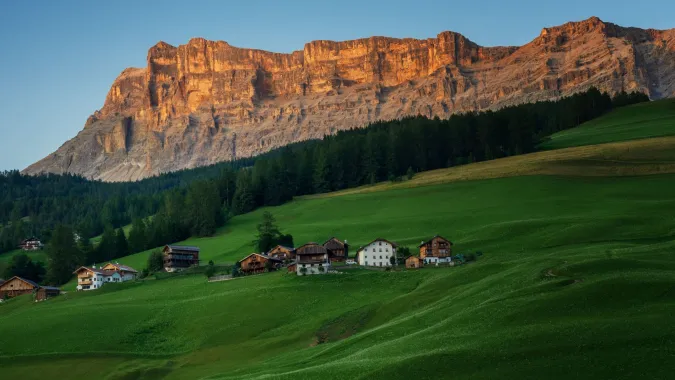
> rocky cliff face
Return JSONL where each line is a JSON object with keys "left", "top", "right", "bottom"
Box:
{"left": 24, "top": 17, "right": 675, "bottom": 181}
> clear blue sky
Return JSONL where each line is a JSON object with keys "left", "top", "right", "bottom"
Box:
{"left": 0, "top": 0, "right": 672, "bottom": 171}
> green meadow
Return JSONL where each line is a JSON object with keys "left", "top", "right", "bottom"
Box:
{"left": 1, "top": 100, "right": 675, "bottom": 379}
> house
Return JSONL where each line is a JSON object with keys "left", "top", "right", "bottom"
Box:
{"left": 419, "top": 235, "right": 453, "bottom": 265}
{"left": 357, "top": 238, "right": 398, "bottom": 267}
{"left": 101, "top": 263, "right": 138, "bottom": 281}
{"left": 295, "top": 243, "right": 330, "bottom": 275}
{"left": 0, "top": 276, "right": 60, "bottom": 300}
{"left": 287, "top": 262, "right": 297, "bottom": 273}
{"left": 73, "top": 263, "right": 138, "bottom": 291}
{"left": 405, "top": 256, "right": 424, "bottom": 269}
{"left": 35, "top": 286, "right": 61, "bottom": 301}
{"left": 323, "top": 237, "right": 349, "bottom": 263}
{"left": 267, "top": 245, "right": 295, "bottom": 261}
{"left": 238, "top": 253, "right": 282, "bottom": 275}
{"left": 19, "top": 237, "right": 43, "bottom": 251}
{"left": 163, "top": 245, "right": 200, "bottom": 272}
{"left": 0, "top": 276, "right": 40, "bottom": 298}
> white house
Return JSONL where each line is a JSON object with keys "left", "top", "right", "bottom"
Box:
{"left": 357, "top": 238, "right": 398, "bottom": 267}
{"left": 295, "top": 243, "right": 331, "bottom": 275}
{"left": 72, "top": 263, "right": 138, "bottom": 291}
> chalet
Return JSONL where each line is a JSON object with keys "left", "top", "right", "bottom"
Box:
{"left": 101, "top": 263, "right": 138, "bottom": 281}
{"left": 0, "top": 276, "right": 59, "bottom": 300}
{"left": 19, "top": 237, "right": 43, "bottom": 251}
{"left": 419, "top": 235, "right": 453, "bottom": 264}
{"left": 238, "top": 253, "right": 282, "bottom": 275}
{"left": 405, "top": 256, "right": 424, "bottom": 269}
{"left": 267, "top": 245, "right": 295, "bottom": 261}
{"left": 295, "top": 243, "right": 330, "bottom": 275}
{"left": 73, "top": 263, "right": 138, "bottom": 291}
{"left": 323, "top": 237, "right": 349, "bottom": 263}
{"left": 357, "top": 238, "right": 398, "bottom": 267}
{"left": 163, "top": 245, "right": 200, "bottom": 272}
{"left": 0, "top": 276, "right": 39, "bottom": 298}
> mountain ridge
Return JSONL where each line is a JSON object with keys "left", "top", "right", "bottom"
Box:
{"left": 24, "top": 17, "right": 675, "bottom": 181}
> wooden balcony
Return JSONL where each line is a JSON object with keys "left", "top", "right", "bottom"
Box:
{"left": 79, "top": 280, "right": 92, "bottom": 286}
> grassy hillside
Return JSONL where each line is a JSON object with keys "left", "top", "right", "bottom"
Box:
{"left": 540, "top": 98, "right": 675, "bottom": 149}
{"left": 1, "top": 172, "right": 675, "bottom": 379}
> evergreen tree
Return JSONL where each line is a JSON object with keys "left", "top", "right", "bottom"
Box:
{"left": 128, "top": 218, "right": 147, "bottom": 253}
{"left": 254, "top": 212, "right": 281, "bottom": 253}
{"left": 46, "top": 225, "right": 83, "bottom": 285}
{"left": 186, "top": 181, "right": 222, "bottom": 237}
{"left": 313, "top": 148, "right": 330, "bottom": 193}
{"left": 3, "top": 253, "right": 46, "bottom": 283}
{"left": 232, "top": 171, "right": 255, "bottom": 215}
{"left": 114, "top": 228, "right": 129, "bottom": 258}
{"left": 96, "top": 226, "right": 117, "bottom": 263}
{"left": 146, "top": 250, "right": 164, "bottom": 273}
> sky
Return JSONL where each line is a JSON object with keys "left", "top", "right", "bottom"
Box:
{"left": 0, "top": 0, "right": 673, "bottom": 171}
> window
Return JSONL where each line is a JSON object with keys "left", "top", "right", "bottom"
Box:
{"left": 365, "top": 261, "right": 368, "bottom": 266}
{"left": 379, "top": 248, "right": 382, "bottom": 252}
{"left": 379, "top": 242, "right": 382, "bottom": 246}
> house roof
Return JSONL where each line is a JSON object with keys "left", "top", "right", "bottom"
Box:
{"left": 323, "top": 237, "right": 347, "bottom": 250}
{"left": 238, "top": 253, "right": 282, "bottom": 263}
{"left": 0, "top": 276, "right": 39, "bottom": 289}
{"left": 418, "top": 235, "right": 453, "bottom": 247}
{"left": 357, "top": 238, "right": 399, "bottom": 252}
{"left": 269, "top": 245, "right": 294, "bottom": 252}
{"left": 405, "top": 255, "right": 422, "bottom": 260}
{"left": 295, "top": 243, "right": 328, "bottom": 255}
{"left": 72, "top": 266, "right": 117, "bottom": 276}
{"left": 40, "top": 286, "right": 61, "bottom": 291}
{"left": 104, "top": 263, "right": 138, "bottom": 273}
{"left": 165, "top": 245, "right": 200, "bottom": 252}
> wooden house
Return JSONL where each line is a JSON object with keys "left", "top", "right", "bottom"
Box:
{"left": 295, "top": 243, "right": 330, "bottom": 275}
{"left": 101, "top": 263, "right": 138, "bottom": 281}
{"left": 323, "top": 237, "right": 349, "bottom": 263}
{"left": 163, "top": 245, "right": 200, "bottom": 272}
{"left": 19, "top": 237, "right": 43, "bottom": 251}
{"left": 287, "top": 262, "right": 297, "bottom": 273}
{"left": 35, "top": 286, "right": 60, "bottom": 301}
{"left": 419, "top": 235, "right": 453, "bottom": 264}
{"left": 356, "top": 238, "right": 398, "bottom": 267}
{"left": 405, "top": 256, "right": 424, "bottom": 269}
{"left": 238, "top": 253, "right": 282, "bottom": 275}
{"left": 268, "top": 245, "right": 295, "bottom": 261}
{"left": 0, "top": 276, "right": 39, "bottom": 298}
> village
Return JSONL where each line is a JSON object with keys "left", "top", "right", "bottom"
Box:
{"left": 0, "top": 234, "right": 474, "bottom": 303}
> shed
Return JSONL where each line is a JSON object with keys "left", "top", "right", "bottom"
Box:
{"left": 0, "top": 276, "right": 39, "bottom": 299}
{"left": 405, "top": 256, "right": 424, "bottom": 269}
{"left": 36, "top": 286, "right": 60, "bottom": 301}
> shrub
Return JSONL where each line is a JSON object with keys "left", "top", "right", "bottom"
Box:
{"left": 204, "top": 264, "right": 216, "bottom": 278}
{"left": 318, "top": 264, "right": 325, "bottom": 273}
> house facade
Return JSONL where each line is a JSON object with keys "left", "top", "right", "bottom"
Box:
{"left": 295, "top": 243, "right": 331, "bottom": 275}
{"left": 419, "top": 235, "right": 453, "bottom": 264}
{"left": 267, "top": 245, "right": 295, "bottom": 261}
{"left": 405, "top": 256, "right": 424, "bottom": 269}
{"left": 239, "top": 253, "right": 282, "bottom": 275}
{"left": 73, "top": 263, "right": 138, "bottom": 291}
{"left": 323, "top": 237, "right": 349, "bottom": 263}
{"left": 357, "top": 238, "right": 398, "bottom": 267}
{"left": 163, "top": 245, "right": 200, "bottom": 272}
{"left": 19, "top": 237, "right": 43, "bottom": 251}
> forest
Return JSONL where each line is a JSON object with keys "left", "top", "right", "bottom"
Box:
{"left": 0, "top": 89, "right": 649, "bottom": 284}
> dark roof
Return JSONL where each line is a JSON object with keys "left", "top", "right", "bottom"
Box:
{"left": 296, "top": 243, "right": 328, "bottom": 255}
{"left": 323, "top": 237, "right": 347, "bottom": 250}
{"left": 1, "top": 276, "right": 39, "bottom": 289}
{"left": 72, "top": 266, "right": 117, "bottom": 276}
{"left": 269, "top": 245, "right": 295, "bottom": 252}
{"left": 165, "top": 245, "right": 200, "bottom": 252}
{"left": 40, "top": 286, "right": 61, "bottom": 291}
{"left": 238, "top": 253, "right": 283, "bottom": 263}
{"left": 418, "top": 235, "right": 453, "bottom": 247}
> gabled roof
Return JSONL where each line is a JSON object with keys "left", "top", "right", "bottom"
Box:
{"left": 72, "top": 266, "right": 117, "bottom": 276}
{"left": 418, "top": 235, "right": 453, "bottom": 247}
{"left": 295, "top": 243, "right": 328, "bottom": 255}
{"left": 164, "top": 245, "right": 200, "bottom": 252}
{"left": 323, "top": 237, "right": 347, "bottom": 249}
{"left": 0, "top": 276, "right": 39, "bottom": 289}
{"left": 357, "top": 238, "right": 398, "bottom": 252}
{"left": 238, "top": 253, "right": 282, "bottom": 263}
{"left": 269, "top": 245, "right": 295, "bottom": 252}
{"left": 103, "top": 263, "right": 138, "bottom": 273}
{"left": 405, "top": 255, "right": 422, "bottom": 260}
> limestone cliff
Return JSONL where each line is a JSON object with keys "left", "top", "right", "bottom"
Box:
{"left": 24, "top": 17, "right": 675, "bottom": 181}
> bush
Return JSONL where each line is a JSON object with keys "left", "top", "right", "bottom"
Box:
{"left": 139, "top": 268, "right": 149, "bottom": 279}
{"left": 204, "top": 264, "right": 216, "bottom": 278}
{"left": 147, "top": 250, "right": 164, "bottom": 273}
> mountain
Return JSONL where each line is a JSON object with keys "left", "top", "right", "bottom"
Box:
{"left": 23, "top": 17, "right": 675, "bottom": 182}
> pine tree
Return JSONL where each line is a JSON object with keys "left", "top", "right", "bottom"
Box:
{"left": 114, "top": 228, "right": 129, "bottom": 258}
{"left": 128, "top": 218, "right": 147, "bottom": 253}
{"left": 46, "top": 225, "right": 83, "bottom": 285}
{"left": 232, "top": 171, "right": 255, "bottom": 215}
{"left": 96, "top": 226, "right": 117, "bottom": 263}
{"left": 254, "top": 212, "right": 281, "bottom": 253}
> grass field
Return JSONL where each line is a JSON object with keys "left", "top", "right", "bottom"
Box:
{"left": 1, "top": 100, "right": 675, "bottom": 379}
{"left": 540, "top": 98, "right": 675, "bottom": 149}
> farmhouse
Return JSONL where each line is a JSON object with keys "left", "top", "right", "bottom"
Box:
{"left": 295, "top": 243, "right": 330, "bottom": 275}
{"left": 323, "top": 237, "right": 349, "bottom": 262}
{"left": 73, "top": 263, "right": 138, "bottom": 291}
{"left": 163, "top": 245, "right": 200, "bottom": 272}
{"left": 267, "top": 245, "right": 295, "bottom": 261}
{"left": 0, "top": 276, "right": 60, "bottom": 300}
{"left": 405, "top": 256, "right": 424, "bottom": 269}
{"left": 19, "top": 237, "right": 43, "bottom": 251}
{"left": 357, "top": 238, "right": 398, "bottom": 267}
{"left": 238, "top": 253, "right": 282, "bottom": 275}
{"left": 419, "top": 235, "right": 453, "bottom": 264}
